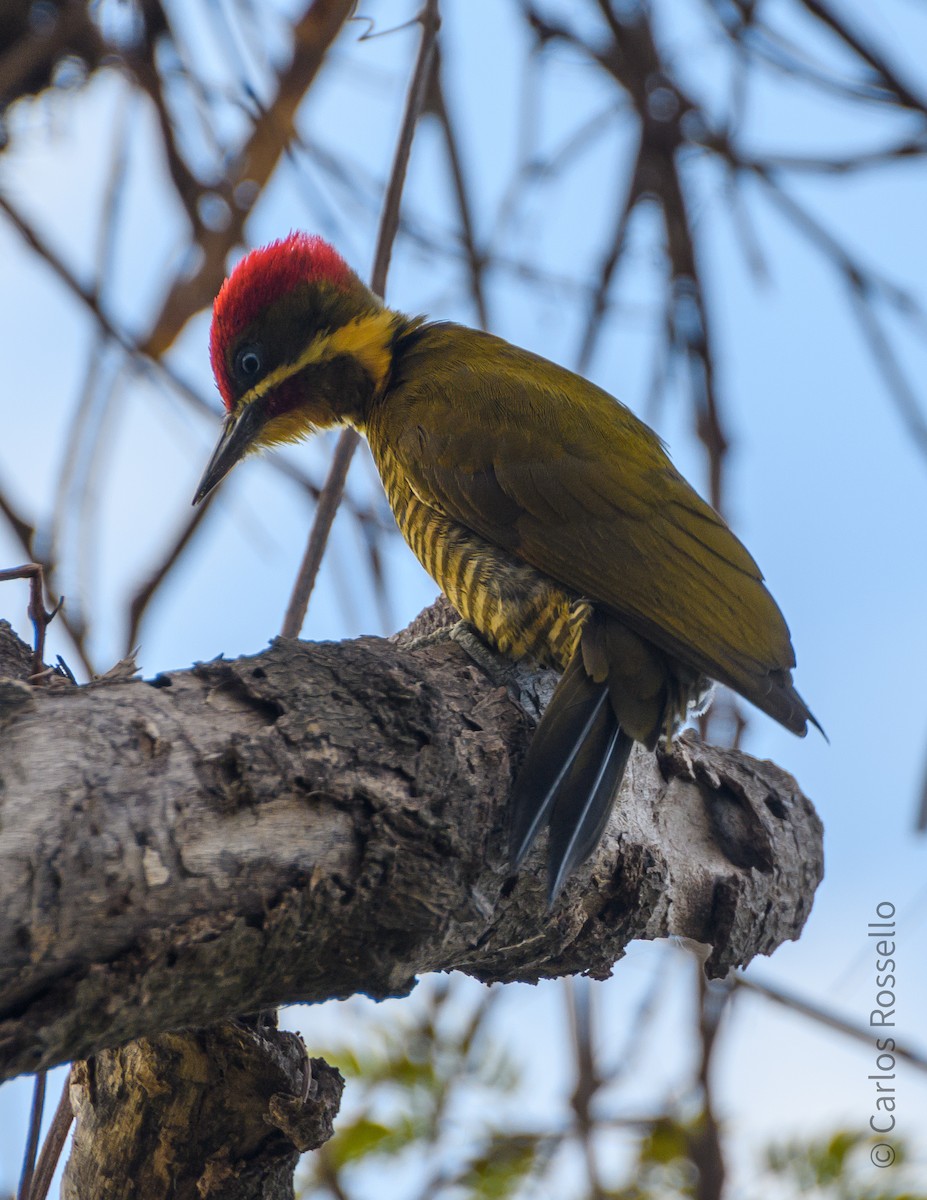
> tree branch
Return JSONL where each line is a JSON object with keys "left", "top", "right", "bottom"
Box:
{"left": 0, "top": 609, "right": 822, "bottom": 1085}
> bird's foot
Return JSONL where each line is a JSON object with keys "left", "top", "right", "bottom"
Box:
{"left": 448, "top": 623, "right": 559, "bottom": 724}
{"left": 401, "top": 624, "right": 459, "bottom": 651}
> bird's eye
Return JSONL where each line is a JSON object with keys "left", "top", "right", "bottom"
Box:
{"left": 235, "top": 345, "right": 263, "bottom": 380}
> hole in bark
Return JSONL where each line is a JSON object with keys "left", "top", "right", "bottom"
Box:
{"left": 219, "top": 752, "right": 242, "bottom": 784}
{"left": 148, "top": 674, "right": 173, "bottom": 688}
{"left": 252, "top": 667, "right": 267, "bottom": 679}
{"left": 764, "top": 795, "right": 788, "bottom": 820}
{"left": 706, "top": 785, "right": 773, "bottom": 873}
{"left": 330, "top": 874, "right": 356, "bottom": 903}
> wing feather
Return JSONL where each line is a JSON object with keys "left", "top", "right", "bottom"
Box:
{"left": 379, "top": 324, "right": 813, "bottom": 732}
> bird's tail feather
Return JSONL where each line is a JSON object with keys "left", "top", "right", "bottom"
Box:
{"left": 546, "top": 721, "right": 633, "bottom": 903}
{"left": 508, "top": 654, "right": 608, "bottom": 868}
{"left": 508, "top": 652, "right": 632, "bottom": 903}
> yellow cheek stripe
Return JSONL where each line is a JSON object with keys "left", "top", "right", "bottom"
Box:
{"left": 327, "top": 309, "right": 397, "bottom": 391}
{"left": 235, "top": 308, "right": 398, "bottom": 412}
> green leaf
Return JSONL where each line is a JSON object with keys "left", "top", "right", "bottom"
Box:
{"left": 323, "top": 1114, "right": 421, "bottom": 1170}
{"left": 639, "top": 1118, "right": 691, "bottom": 1167}
{"left": 456, "top": 1133, "right": 542, "bottom": 1200}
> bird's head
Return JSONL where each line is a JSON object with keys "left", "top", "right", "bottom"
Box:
{"left": 194, "top": 232, "right": 398, "bottom": 504}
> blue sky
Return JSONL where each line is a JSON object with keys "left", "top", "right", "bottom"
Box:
{"left": 1, "top": 1, "right": 927, "bottom": 1194}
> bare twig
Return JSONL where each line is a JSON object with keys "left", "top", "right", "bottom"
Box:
{"left": 16, "top": 1071, "right": 45, "bottom": 1200}
{"left": 735, "top": 975, "right": 927, "bottom": 1071}
{"left": 28, "top": 1070, "right": 73, "bottom": 1200}
{"left": 575, "top": 140, "right": 646, "bottom": 375}
{"left": 703, "top": 2, "right": 912, "bottom": 108}
{"left": 659, "top": 164, "right": 728, "bottom": 515}
{"left": 426, "top": 46, "right": 490, "bottom": 329}
{"left": 0, "top": 191, "right": 135, "bottom": 354}
{"left": 796, "top": 0, "right": 927, "bottom": 116}
{"left": 140, "top": 0, "right": 357, "bottom": 359}
{"left": 280, "top": 432, "right": 360, "bottom": 638}
{"left": 280, "top": 0, "right": 442, "bottom": 639}
{"left": 690, "top": 972, "right": 731, "bottom": 1200}
{"left": 0, "top": 2, "right": 105, "bottom": 106}
{"left": 746, "top": 166, "right": 927, "bottom": 460}
{"left": 565, "top": 980, "right": 606, "bottom": 1200}
{"left": 125, "top": 490, "right": 218, "bottom": 653}
{"left": 761, "top": 137, "right": 927, "bottom": 176}
{"left": 126, "top": 3, "right": 209, "bottom": 235}
{"left": 46, "top": 84, "right": 136, "bottom": 611}
{"left": 0, "top": 480, "right": 93, "bottom": 677}
{"left": 0, "top": 563, "right": 60, "bottom": 678}
{"left": 848, "top": 285, "right": 927, "bottom": 461}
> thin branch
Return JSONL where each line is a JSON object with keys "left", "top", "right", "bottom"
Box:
{"left": 371, "top": 4, "right": 442, "bottom": 297}
{"left": 690, "top": 972, "right": 731, "bottom": 1200}
{"left": 520, "top": 2, "right": 729, "bottom": 514}
{"left": 796, "top": 0, "right": 927, "bottom": 116}
{"left": 575, "top": 139, "right": 646, "bottom": 375}
{"left": 565, "top": 980, "right": 606, "bottom": 1200}
{"left": 280, "top": 0, "right": 442, "bottom": 639}
{"left": 426, "top": 46, "right": 490, "bottom": 329}
{"left": 125, "top": 490, "right": 218, "bottom": 653}
{"left": 722, "top": 164, "right": 771, "bottom": 284}
{"left": 761, "top": 137, "right": 927, "bottom": 175}
{"left": 280, "top": 432, "right": 360, "bottom": 638}
{"left": 0, "top": 564, "right": 61, "bottom": 679}
{"left": 16, "top": 1070, "right": 45, "bottom": 1200}
{"left": 659, "top": 164, "right": 728, "bottom": 514}
{"left": 0, "top": 191, "right": 135, "bottom": 354}
{"left": 849, "top": 286, "right": 927, "bottom": 460}
{"left": 140, "top": 0, "right": 357, "bottom": 359}
{"left": 125, "top": 2, "right": 209, "bottom": 235}
{"left": 0, "top": 510, "right": 91, "bottom": 677}
{"left": 735, "top": 975, "right": 927, "bottom": 1072}
{"left": 746, "top": 166, "right": 927, "bottom": 460}
{"left": 0, "top": 2, "right": 105, "bottom": 106}
{"left": 0, "top": 481, "right": 35, "bottom": 550}
{"left": 28, "top": 1070, "right": 73, "bottom": 1200}
{"left": 704, "top": 3, "right": 913, "bottom": 109}
{"left": 52, "top": 75, "right": 135, "bottom": 637}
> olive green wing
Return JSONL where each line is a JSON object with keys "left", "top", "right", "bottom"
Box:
{"left": 385, "top": 324, "right": 814, "bottom": 734}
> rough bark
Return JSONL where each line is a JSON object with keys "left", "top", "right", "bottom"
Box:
{"left": 0, "top": 606, "right": 823, "bottom": 1085}
{"left": 61, "top": 1017, "right": 343, "bottom": 1200}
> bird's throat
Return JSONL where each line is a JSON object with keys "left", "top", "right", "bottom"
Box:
{"left": 254, "top": 308, "right": 408, "bottom": 447}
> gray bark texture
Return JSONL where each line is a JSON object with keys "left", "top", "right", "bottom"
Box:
{"left": 0, "top": 604, "right": 823, "bottom": 1085}
{"left": 61, "top": 1017, "right": 344, "bottom": 1200}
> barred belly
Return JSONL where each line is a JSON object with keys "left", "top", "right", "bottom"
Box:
{"left": 372, "top": 444, "right": 587, "bottom": 669}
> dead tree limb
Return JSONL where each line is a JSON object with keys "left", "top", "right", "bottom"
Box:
{"left": 0, "top": 608, "right": 823, "bottom": 1085}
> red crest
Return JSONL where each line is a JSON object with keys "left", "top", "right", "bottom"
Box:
{"left": 210, "top": 233, "right": 351, "bottom": 409}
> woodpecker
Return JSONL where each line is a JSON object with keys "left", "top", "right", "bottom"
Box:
{"left": 195, "top": 232, "right": 818, "bottom": 902}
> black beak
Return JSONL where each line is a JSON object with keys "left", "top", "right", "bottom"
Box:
{"left": 193, "top": 404, "right": 264, "bottom": 505}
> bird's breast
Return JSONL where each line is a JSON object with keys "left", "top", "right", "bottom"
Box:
{"left": 370, "top": 440, "right": 586, "bottom": 668}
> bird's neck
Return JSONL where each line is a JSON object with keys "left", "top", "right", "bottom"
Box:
{"left": 311, "top": 306, "right": 419, "bottom": 432}
{"left": 327, "top": 308, "right": 402, "bottom": 405}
